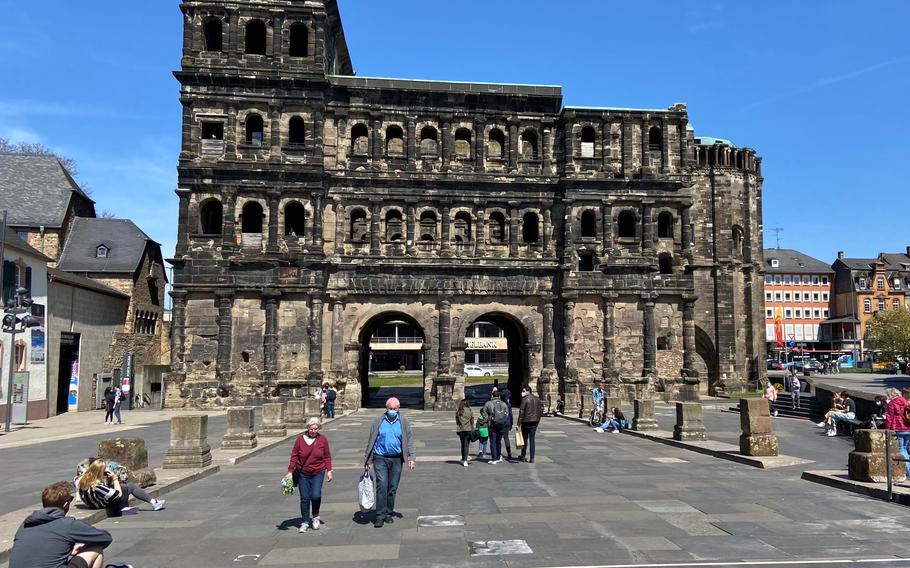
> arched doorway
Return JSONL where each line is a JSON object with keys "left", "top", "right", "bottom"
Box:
{"left": 358, "top": 314, "right": 426, "bottom": 408}
{"left": 464, "top": 314, "right": 528, "bottom": 407}
{"left": 695, "top": 325, "right": 720, "bottom": 394}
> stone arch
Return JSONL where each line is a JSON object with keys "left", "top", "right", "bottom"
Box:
{"left": 695, "top": 325, "right": 720, "bottom": 394}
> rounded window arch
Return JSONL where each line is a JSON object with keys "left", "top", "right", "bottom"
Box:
{"left": 520, "top": 129, "right": 538, "bottom": 160}
{"left": 419, "top": 126, "right": 438, "bottom": 157}
{"left": 284, "top": 201, "right": 306, "bottom": 237}
{"left": 580, "top": 210, "right": 597, "bottom": 238}
{"left": 580, "top": 125, "right": 596, "bottom": 158}
{"left": 657, "top": 212, "right": 674, "bottom": 239}
{"left": 203, "top": 17, "right": 223, "bottom": 52}
{"left": 617, "top": 210, "right": 637, "bottom": 238}
{"left": 349, "top": 208, "right": 369, "bottom": 242}
{"left": 288, "top": 116, "right": 306, "bottom": 146}
{"left": 289, "top": 23, "right": 309, "bottom": 57}
{"left": 419, "top": 210, "right": 438, "bottom": 241}
{"left": 648, "top": 126, "right": 662, "bottom": 151}
{"left": 488, "top": 128, "right": 505, "bottom": 159}
{"left": 488, "top": 211, "right": 507, "bottom": 244}
{"left": 732, "top": 225, "right": 745, "bottom": 258}
{"left": 385, "top": 209, "right": 403, "bottom": 242}
{"left": 199, "top": 199, "right": 223, "bottom": 235}
{"left": 522, "top": 212, "right": 540, "bottom": 244}
{"left": 245, "top": 114, "right": 264, "bottom": 146}
{"left": 454, "top": 211, "right": 472, "bottom": 243}
{"left": 241, "top": 201, "right": 264, "bottom": 234}
{"left": 351, "top": 124, "right": 369, "bottom": 155}
{"left": 658, "top": 253, "right": 673, "bottom": 275}
{"left": 244, "top": 19, "right": 267, "bottom": 55}
{"left": 454, "top": 128, "right": 472, "bottom": 158}
{"left": 386, "top": 125, "right": 404, "bottom": 156}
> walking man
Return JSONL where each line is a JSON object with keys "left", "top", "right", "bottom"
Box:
{"left": 483, "top": 390, "right": 511, "bottom": 464}
{"left": 790, "top": 373, "right": 801, "bottom": 410}
{"left": 518, "top": 385, "right": 543, "bottom": 463}
{"left": 364, "top": 397, "right": 415, "bottom": 528}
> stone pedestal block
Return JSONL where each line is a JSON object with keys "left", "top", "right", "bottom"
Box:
{"left": 97, "top": 438, "right": 156, "bottom": 488}
{"left": 434, "top": 376, "right": 457, "bottom": 411}
{"left": 739, "top": 398, "right": 778, "bottom": 456}
{"left": 260, "top": 403, "right": 287, "bottom": 437}
{"left": 163, "top": 415, "right": 212, "bottom": 469}
{"left": 286, "top": 400, "right": 308, "bottom": 429}
{"left": 849, "top": 429, "right": 906, "bottom": 483}
{"left": 632, "top": 399, "right": 658, "bottom": 431}
{"left": 222, "top": 407, "right": 257, "bottom": 449}
{"left": 538, "top": 368, "right": 559, "bottom": 411}
{"left": 673, "top": 402, "right": 706, "bottom": 441}
{"left": 604, "top": 397, "right": 622, "bottom": 414}
{"left": 678, "top": 379, "right": 701, "bottom": 402}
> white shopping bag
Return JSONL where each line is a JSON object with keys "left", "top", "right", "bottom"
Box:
{"left": 358, "top": 469, "right": 375, "bottom": 512}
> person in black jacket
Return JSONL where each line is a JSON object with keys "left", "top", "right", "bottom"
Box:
{"left": 10, "top": 481, "right": 131, "bottom": 568}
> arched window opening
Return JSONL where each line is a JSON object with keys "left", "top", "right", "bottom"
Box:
{"left": 657, "top": 212, "right": 673, "bottom": 239}
{"left": 199, "top": 200, "right": 223, "bottom": 235}
{"left": 241, "top": 202, "right": 264, "bottom": 234}
{"left": 648, "top": 126, "right": 662, "bottom": 151}
{"left": 386, "top": 125, "right": 404, "bottom": 156}
{"left": 244, "top": 19, "right": 267, "bottom": 55}
{"left": 697, "top": 148, "right": 707, "bottom": 166}
{"left": 351, "top": 124, "right": 369, "bottom": 155}
{"left": 488, "top": 129, "right": 505, "bottom": 159}
{"left": 349, "top": 209, "right": 369, "bottom": 242}
{"left": 580, "top": 210, "right": 597, "bottom": 238}
{"left": 284, "top": 202, "right": 306, "bottom": 237}
{"left": 736, "top": 151, "right": 744, "bottom": 169}
{"left": 419, "top": 211, "right": 438, "bottom": 241}
{"left": 489, "top": 212, "right": 507, "bottom": 244}
{"left": 454, "top": 128, "right": 472, "bottom": 158}
{"left": 289, "top": 23, "right": 309, "bottom": 57}
{"left": 203, "top": 17, "right": 223, "bottom": 52}
{"left": 454, "top": 212, "right": 472, "bottom": 243}
{"left": 148, "top": 278, "right": 160, "bottom": 306}
{"left": 288, "top": 116, "right": 306, "bottom": 146}
{"left": 419, "top": 126, "right": 438, "bottom": 157}
{"left": 245, "top": 114, "right": 264, "bottom": 146}
{"left": 578, "top": 253, "right": 595, "bottom": 272}
{"left": 658, "top": 254, "right": 673, "bottom": 275}
{"left": 732, "top": 226, "right": 745, "bottom": 258}
{"left": 385, "top": 210, "right": 403, "bottom": 242}
{"left": 522, "top": 212, "right": 539, "bottom": 244}
{"left": 520, "top": 130, "right": 538, "bottom": 160}
{"left": 580, "top": 126, "right": 596, "bottom": 158}
{"left": 617, "top": 210, "right": 636, "bottom": 238}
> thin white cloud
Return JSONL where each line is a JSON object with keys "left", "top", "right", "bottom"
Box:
{"left": 0, "top": 126, "right": 42, "bottom": 144}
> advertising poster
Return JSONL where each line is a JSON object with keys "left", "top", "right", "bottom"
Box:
{"left": 30, "top": 329, "right": 45, "bottom": 364}
{"left": 30, "top": 304, "right": 45, "bottom": 327}
{"left": 67, "top": 358, "right": 79, "bottom": 410}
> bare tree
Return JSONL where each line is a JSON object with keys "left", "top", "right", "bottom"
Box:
{"left": 0, "top": 137, "right": 90, "bottom": 195}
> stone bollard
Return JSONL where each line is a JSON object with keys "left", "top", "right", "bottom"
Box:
{"left": 163, "top": 415, "right": 212, "bottom": 469}
{"left": 632, "top": 399, "right": 659, "bottom": 431}
{"left": 673, "top": 402, "right": 706, "bottom": 441}
{"left": 739, "top": 398, "right": 779, "bottom": 456}
{"left": 260, "top": 403, "right": 287, "bottom": 437}
{"left": 222, "top": 407, "right": 257, "bottom": 449}
{"left": 604, "top": 397, "right": 623, "bottom": 415}
{"left": 286, "top": 400, "right": 308, "bottom": 430}
{"left": 98, "top": 438, "right": 157, "bottom": 488}
{"left": 849, "top": 429, "right": 906, "bottom": 483}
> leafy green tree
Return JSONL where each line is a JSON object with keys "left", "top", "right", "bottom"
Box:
{"left": 866, "top": 307, "right": 910, "bottom": 362}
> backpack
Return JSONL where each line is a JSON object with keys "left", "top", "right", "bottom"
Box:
{"left": 326, "top": 389, "right": 336, "bottom": 401}
{"left": 490, "top": 400, "right": 509, "bottom": 427}
{"left": 902, "top": 405, "right": 910, "bottom": 426}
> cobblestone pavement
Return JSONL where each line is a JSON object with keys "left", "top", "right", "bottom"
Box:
{"left": 6, "top": 409, "right": 910, "bottom": 568}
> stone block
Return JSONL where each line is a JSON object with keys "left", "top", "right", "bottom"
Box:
{"left": 260, "top": 402, "right": 287, "bottom": 437}
{"left": 604, "top": 397, "right": 622, "bottom": 414}
{"left": 673, "top": 402, "right": 706, "bottom": 441}
{"left": 632, "top": 399, "right": 658, "bottom": 431}
{"left": 849, "top": 429, "right": 906, "bottom": 483}
{"left": 739, "top": 398, "right": 772, "bottom": 435}
{"left": 163, "top": 414, "right": 212, "bottom": 469}
{"left": 222, "top": 407, "right": 257, "bottom": 449}
{"left": 739, "top": 433, "right": 779, "bottom": 457}
{"left": 97, "top": 438, "right": 156, "bottom": 488}
{"left": 286, "top": 400, "right": 308, "bottom": 428}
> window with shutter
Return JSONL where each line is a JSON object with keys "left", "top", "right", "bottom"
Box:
{"left": 2, "top": 260, "right": 16, "bottom": 307}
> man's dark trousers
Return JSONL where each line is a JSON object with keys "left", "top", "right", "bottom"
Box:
{"left": 373, "top": 455, "right": 402, "bottom": 519}
{"left": 520, "top": 422, "right": 539, "bottom": 460}
{"left": 489, "top": 425, "right": 505, "bottom": 461}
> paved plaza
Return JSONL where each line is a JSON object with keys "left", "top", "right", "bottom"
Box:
{"left": 6, "top": 407, "right": 910, "bottom": 568}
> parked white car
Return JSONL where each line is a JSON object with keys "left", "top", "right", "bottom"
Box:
{"left": 464, "top": 365, "right": 493, "bottom": 377}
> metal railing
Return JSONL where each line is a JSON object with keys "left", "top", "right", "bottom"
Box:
{"left": 369, "top": 337, "right": 424, "bottom": 344}
{"left": 885, "top": 430, "right": 910, "bottom": 502}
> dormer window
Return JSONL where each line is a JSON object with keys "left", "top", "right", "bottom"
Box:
{"left": 96, "top": 245, "right": 109, "bottom": 258}
{"left": 770, "top": 259, "right": 779, "bottom": 268}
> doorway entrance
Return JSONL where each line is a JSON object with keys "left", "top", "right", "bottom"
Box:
{"left": 56, "top": 332, "right": 80, "bottom": 415}
{"left": 464, "top": 314, "right": 527, "bottom": 407}
{"left": 359, "top": 314, "right": 426, "bottom": 408}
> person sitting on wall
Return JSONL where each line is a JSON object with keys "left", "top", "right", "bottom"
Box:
{"left": 821, "top": 391, "right": 856, "bottom": 436}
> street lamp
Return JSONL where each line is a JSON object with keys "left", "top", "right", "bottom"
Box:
{"left": 4, "top": 286, "right": 40, "bottom": 433}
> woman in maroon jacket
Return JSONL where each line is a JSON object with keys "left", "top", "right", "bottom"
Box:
{"left": 284, "top": 417, "right": 333, "bottom": 533}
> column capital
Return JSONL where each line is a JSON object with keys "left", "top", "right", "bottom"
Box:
{"left": 262, "top": 288, "right": 281, "bottom": 301}
{"left": 215, "top": 289, "right": 235, "bottom": 301}
{"left": 640, "top": 291, "right": 659, "bottom": 304}
{"left": 601, "top": 291, "right": 618, "bottom": 303}
{"left": 681, "top": 292, "right": 699, "bottom": 304}
{"left": 170, "top": 290, "right": 189, "bottom": 301}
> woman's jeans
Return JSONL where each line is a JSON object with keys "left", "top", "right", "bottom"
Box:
{"left": 896, "top": 432, "right": 910, "bottom": 476}
{"left": 297, "top": 471, "right": 325, "bottom": 524}
{"left": 600, "top": 418, "right": 621, "bottom": 431}
{"left": 107, "top": 483, "right": 153, "bottom": 517}
{"left": 489, "top": 426, "right": 506, "bottom": 461}
{"left": 114, "top": 405, "right": 122, "bottom": 424}
{"left": 457, "top": 431, "right": 471, "bottom": 461}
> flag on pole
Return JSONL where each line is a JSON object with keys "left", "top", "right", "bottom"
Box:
{"left": 774, "top": 308, "right": 784, "bottom": 347}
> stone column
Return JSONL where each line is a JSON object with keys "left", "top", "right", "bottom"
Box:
{"left": 313, "top": 110, "right": 324, "bottom": 161}
{"left": 602, "top": 293, "right": 617, "bottom": 382}
{"left": 563, "top": 299, "right": 580, "bottom": 415}
{"left": 307, "top": 297, "right": 325, "bottom": 415}
{"left": 441, "top": 119, "right": 452, "bottom": 170}
{"left": 406, "top": 203, "right": 417, "bottom": 256}
{"left": 681, "top": 206, "right": 693, "bottom": 253}
{"left": 269, "top": 106, "right": 281, "bottom": 157}
{"left": 474, "top": 207, "right": 486, "bottom": 257}
{"left": 660, "top": 117, "right": 669, "bottom": 174}
{"left": 849, "top": 430, "right": 906, "bottom": 483}
{"left": 176, "top": 190, "right": 190, "bottom": 256}
{"left": 98, "top": 438, "right": 157, "bottom": 487}
{"left": 509, "top": 205, "right": 519, "bottom": 257}
{"left": 642, "top": 203, "right": 654, "bottom": 253}
{"left": 435, "top": 297, "right": 456, "bottom": 411}
{"left": 225, "top": 106, "right": 237, "bottom": 155}
{"left": 602, "top": 204, "right": 613, "bottom": 251}
{"left": 406, "top": 118, "right": 417, "bottom": 171}
{"left": 681, "top": 294, "right": 700, "bottom": 401}
{"left": 330, "top": 295, "right": 345, "bottom": 373}
{"left": 180, "top": 96, "right": 194, "bottom": 158}
{"left": 170, "top": 290, "right": 188, "bottom": 372}
{"left": 474, "top": 119, "right": 485, "bottom": 171}
{"left": 163, "top": 415, "right": 213, "bottom": 469}
{"left": 371, "top": 117, "right": 382, "bottom": 164}
{"left": 270, "top": 16, "right": 282, "bottom": 58}
{"left": 539, "top": 298, "right": 559, "bottom": 401}
{"left": 267, "top": 193, "right": 279, "bottom": 253}
{"left": 508, "top": 121, "right": 519, "bottom": 171}
{"left": 632, "top": 399, "right": 658, "bottom": 431}
{"left": 311, "top": 193, "right": 324, "bottom": 252}
{"left": 543, "top": 208, "right": 553, "bottom": 255}
{"left": 222, "top": 407, "right": 257, "bottom": 449}
{"left": 640, "top": 118, "right": 651, "bottom": 172}
{"left": 215, "top": 290, "right": 234, "bottom": 393}
{"left": 678, "top": 117, "right": 689, "bottom": 169}
{"left": 260, "top": 402, "right": 287, "bottom": 437}
{"left": 542, "top": 123, "right": 552, "bottom": 171}
{"left": 370, "top": 200, "right": 381, "bottom": 256}
{"left": 641, "top": 294, "right": 657, "bottom": 378}
{"left": 739, "top": 398, "right": 779, "bottom": 456}
{"left": 221, "top": 190, "right": 236, "bottom": 248}
{"left": 262, "top": 289, "right": 280, "bottom": 390}
{"left": 673, "top": 402, "right": 706, "bottom": 441}
{"left": 601, "top": 119, "right": 610, "bottom": 172}
{"left": 334, "top": 197, "right": 345, "bottom": 255}
{"left": 440, "top": 205, "right": 452, "bottom": 256}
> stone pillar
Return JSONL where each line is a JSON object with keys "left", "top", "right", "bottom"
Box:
{"left": 739, "top": 398, "right": 779, "bottom": 456}
{"left": 176, "top": 190, "right": 190, "bottom": 257}
{"left": 435, "top": 297, "right": 456, "bottom": 410}
{"left": 539, "top": 298, "right": 559, "bottom": 402}
{"left": 601, "top": 293, "right": 617, "bottom": 381}
{"left": 642, "top": 203, "right": 654, "bottom": 253}
{"left": 641, "top": 294, "right": 657, "bottom": 378}
{"left": 170, "top": 290, "right": 188, "bottom": 372}
{"left": 440, "top": 205, "right": 452, "bottom": 256}
{"left": 474, "top": 207, "right": 486, "bottom": 257}
{"left": 640, "top": 118, "right": 651, "bottom": 173}
{"left": 563, "top": 299, "right": 580, "bottom": 415}
{"left": 225, "top": 106, "right": 237, "bottom": 155}
{"left": 222, "top": 407, "right": 257, "bottom": 449}
{"left": 180, "top": 97, "right": 193, "bottom": 158}
{"left": 286, "top": 400, "right": 307, "bottom": 430}
{"left": 262, "top": 289, "right": 280, "bottom": 390}
{"left": 307, "top": 296, "right": 325, "bottom": 416}
{"left": 632, "top": 399, "right": 659, "bottom": 431}
{"left": 311, "top": 193, "right": 324, "bottom": 251}
{"left": 474, "top": 119, "right": 485, "bottom": 172}
{"left": 508, "top": 121, "right": 519, "bottom": 171}
{"left": 509, "top": 205, "right": 520, "bottom": 257}
{"left": 370, "top": 200, "right": 381, "bottom": 256}
{"left": 406, "top": 203, "right": 417, "bottom": 256}
{"left": 602, "top": 204, "right": 613, "bottom": 251}
{"left": 542, "top": 123, "right": 552, "bottom": 171}
{"left": 371, "top": 117, "right": 382, "bottom": 164}
{"left": 215, "top": 291, "right": 234, "bottom": 394}
{"left": 681, "top": 206, "right": 693, "bottom": 253}
{"left": 266, "top": 194, "right": 280, "bottom": 253}
{"left": 678, "top": 117, "right": 689, "bottom": 169}
{"left": 673, "top": 402, "right": 706, "bottom": 441}
{"left": 269, "top": 106, "right": 281, "bottom": 158}
{"left": 98, "top": 438, "right": 157, "bottom": 487}
{"left": 680, "top": 294, "right": 700, "bottom": 401}
{"left": 330, "top": 295, "right": 345, "bottom": 373}
{"left": 849, "top": 430, "right": 906, "bottom": 483}
{"left": 222, "top": 189, "right": 236, "bottom": 248}
{"left": 334, "top": 197, "right": 344, "bottom": 255}
{"left": 260, "top": 402, "right": 287, "bottom": 437}
{"left": 163, "top": 415, "right": 213, "bottom": 469}
{"left": 406, "top": 118, "right": 417, "bottom": 170}
{"left": 441, "top": 119, "right": 452, "bottom": 170}
{"left": 621, "top": 118, "right": 632, "bottom": 176}
{"left": 660, "top": 117, "right": 669, "bottom": 174}
{"left": 543, "top": 208, "right": 554, "bottom": 255}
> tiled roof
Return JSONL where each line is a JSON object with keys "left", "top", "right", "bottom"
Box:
{"left": 0, "top": 154, "right": 94, "bottom": 228}
{"left": 763, "top": 248, "right": 832, "bottom": 274}
{"left": 57, "top": 218, "right": 156, "bottom": 274}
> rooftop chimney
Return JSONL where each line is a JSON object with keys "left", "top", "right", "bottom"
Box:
{"left": 837, "top": 251, "right": 845, "bottom": 260}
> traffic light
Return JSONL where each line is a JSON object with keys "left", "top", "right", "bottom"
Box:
{"left": 1, "top": 308, "right": 38, "bottom": 332}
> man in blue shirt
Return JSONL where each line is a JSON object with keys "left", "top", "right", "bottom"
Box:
{"left": 363, "top": 397, "right": 416, "bottom": 528}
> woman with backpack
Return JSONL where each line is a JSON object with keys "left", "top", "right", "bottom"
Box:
{"left": 455, "top": 399, "right": 474, "bottom": 467}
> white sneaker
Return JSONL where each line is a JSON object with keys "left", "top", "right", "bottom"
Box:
{"left": 773, "top": 410, "right": 778, "bottom": 417}
{"left": 462, "top": 461, "right": 469, "bottom": 467}
{"left": 594, "top": 427, "right": 604, "bottom": 433}
{"left": 827, "top": 430, "right": 837, "bottom": 437}
{"left": 311, "top": 517, "right": 321, "bottom": 530}
{"left": 816, "top": 421, "right": 826, "bottom": 428}
{"left": 489, "top": 459, "right": 498, "bottom": 464}
{"left": 152, "top": 499, "right": 166, "bottom": 511}
{"left": 299, "top": 524, "right": 308, "bottom": 533}
{"left": 610, "top": 429, "right": 620, "bottom": 433}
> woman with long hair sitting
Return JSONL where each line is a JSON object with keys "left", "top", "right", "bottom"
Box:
{"left": 76, "top": 459, "right": 165, "bottom": 517}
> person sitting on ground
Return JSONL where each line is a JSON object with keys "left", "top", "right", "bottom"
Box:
{"left": 76, "top": 459, "right": 165, "bottom": 517}
{"left": 595, "top": 407, "right": 627, "bottom": 433}
{"left": 9, "top": 480, "right": 132, "bottom": 568}
{"left": 823, "top": 392, "right": 856, "bottom": 436}
{"left": 763, "top": 381, "right": 778, "bottom": 417}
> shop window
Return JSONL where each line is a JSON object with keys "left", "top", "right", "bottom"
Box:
{"left": 245, "top": 19, "right": 267, "bottom": 55}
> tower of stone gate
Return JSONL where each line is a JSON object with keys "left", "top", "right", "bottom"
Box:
{"left": 167, "top": 0, "right": 766, "bottom": 412}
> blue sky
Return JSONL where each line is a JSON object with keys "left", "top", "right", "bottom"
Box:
{"left": 1, "top": 1, "right": 908, "bottom": 265}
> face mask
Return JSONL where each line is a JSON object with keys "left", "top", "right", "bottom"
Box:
{"left": 522, "top": 392, "right": 528, "bottom": 398}
{"left": 387, "top": 410, "right": 399, "bottom": 418}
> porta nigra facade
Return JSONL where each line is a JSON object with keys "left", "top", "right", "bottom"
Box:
{"left": 167, "top": 0, "right": 767, "bottom": 413}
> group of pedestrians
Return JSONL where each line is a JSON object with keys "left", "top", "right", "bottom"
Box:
{"left": 589, "top": 381, "right": 628, "bottom": 433}
{"left": 455, "top": 386, "right": 543, "bottom": 466}
{"left": 317, "top": 383, "right": 337, "bottom": 418}
{"left": 102, "top": 385, "right": 124, "bottom": 425}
